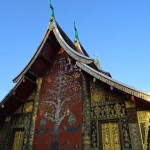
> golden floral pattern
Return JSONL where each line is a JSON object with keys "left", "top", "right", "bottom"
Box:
{"left": 101, "top": 122, "right": 121, "bottom": 150}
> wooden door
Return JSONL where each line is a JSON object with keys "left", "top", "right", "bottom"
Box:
{"left": 101, "top": 122, "right": 121, "bottom": 150}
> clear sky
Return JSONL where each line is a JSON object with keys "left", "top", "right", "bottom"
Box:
{"left": 0, "top": 0, "right": 150, "bottom": 101}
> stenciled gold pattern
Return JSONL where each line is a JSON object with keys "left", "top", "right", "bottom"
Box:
{"left": 91, "top": 81, "right": 131, "bottom": 150}
{"left": 129, "top": 123, "right": 143, "bottom": 150}
{"left": 120, "top": 118, "right": 131, "bottom": 148}
{"left": 3, "top": 90, "right": 36, "bottom": 150}
{"left": 91, "top": 121, "right": 97, "bottom": 148}
{"left": 23, "top": 102, "right": 33, "bottom": 113}
{"left": 90, "top": 81, "right": 132, "bottom": 149}
{"left": 137, "top": 111, "right": 150, "bottom": 150}
{"left": 91, "top": 102, "right": 126, "bottom": 120}
{"left": 125, "top": 100, "right": 136, "bottom": 108}
{"left": 12, "top": 130, "right": 24, "bottom": 150}
{"left": 28, "top": 78, "right": 43, "bottom": 149}
{"left": 101, "top": 122, "right": 121, "bottom": 150}
{"left": 92, "top": 91, "right": 104, "bottom": 102}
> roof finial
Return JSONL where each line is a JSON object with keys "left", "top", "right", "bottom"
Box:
{"left": 74, "top": 22, "right": 85, "bottom": 54}
{"left": 49, "top": 0, "right": 55, "bottom": 21}
{"left": 94, "top": 56, "right": 101, "bottom": 69}
{"left": 74, "top": 21, "right": 79, "bottom": 42}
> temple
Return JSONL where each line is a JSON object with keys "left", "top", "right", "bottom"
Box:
{"left": 0, "top": 2, "right": 150, "bottom": 150}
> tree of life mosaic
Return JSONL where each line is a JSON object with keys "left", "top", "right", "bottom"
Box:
{"left": 33, "top": 51, "right": 82, "bottom": 150}
{"left": 40, "top": 75, "right": 81, "bottom": 149}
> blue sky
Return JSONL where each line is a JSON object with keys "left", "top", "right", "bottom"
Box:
{"left": 0, "top": 0, "right": 150, "bottom": 101}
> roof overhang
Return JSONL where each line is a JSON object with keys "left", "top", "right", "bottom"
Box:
{"left": 76, "top": 61, "right": 150, "bottom": 103}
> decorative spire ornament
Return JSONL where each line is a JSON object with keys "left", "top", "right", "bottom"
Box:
{"left": 94, "top": 56, "right": 101, "bottom": 69}
{"left": 74, "top": 21, "right": 79, "bottom": 42}
{"left": 73, "top": 22, "right": 84, "bottom": 54}
{"left": 49, "top": 0, "right": 55, "bottom": 21}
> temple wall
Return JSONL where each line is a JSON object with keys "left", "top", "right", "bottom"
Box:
{"left": 90, "top": 80, "right": 143, "bottom": 150}
{"left": 0, "top": 50, "right": 148, "bottom": 150}
{"left": 33, "top": 49, "right": 83, "bottom": 150}
{"left": 2, "top": 91, "right": 36, "bottom": 150}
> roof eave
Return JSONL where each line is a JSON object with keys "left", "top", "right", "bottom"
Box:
{"left": 76, "top": 61, "right": 150, "bottom": 103}
{"left": 1, "top": 77, "right": 24, "bottom": 105}
{"left": 13, "top": 28, "right": 51, "bottom": 83}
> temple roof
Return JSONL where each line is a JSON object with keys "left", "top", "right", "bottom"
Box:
{"left": 13, "top": 20, "right": 94, "bottom": 83}
{"left": 0, "top": 8, "right": 150, "bottom": 124}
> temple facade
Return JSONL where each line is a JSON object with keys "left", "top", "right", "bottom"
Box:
{"left": 0, "top": 3, "right": 150, "bottom": 150}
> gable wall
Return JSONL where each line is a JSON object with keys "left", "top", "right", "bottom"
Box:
{"left": 33, "top": 48, "right": 83, "bottom": 150}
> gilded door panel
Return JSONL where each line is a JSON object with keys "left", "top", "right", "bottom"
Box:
{"left": 12, "top": 130, "right": 24, "bottom": 150}
{"left": 101, "top": 122, "right": 121, "bottom": 150}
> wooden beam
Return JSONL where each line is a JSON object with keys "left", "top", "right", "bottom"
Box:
{"left": 12, "top": 96, "right": 25, "bottom": 103}
{"left": 48, "top": 36, "right": 60, "bottom": 49}
{"left": 27, "top": 71, "right": 38, "bottom": 78}
{"left": 40, "top": 54, "right": 52, "bottom": 65}
{"left": 24, "top": 76, "right": 36, "bottom": 85}
{"left": 0, "top": 111, "right": 10, "bottom": 116}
